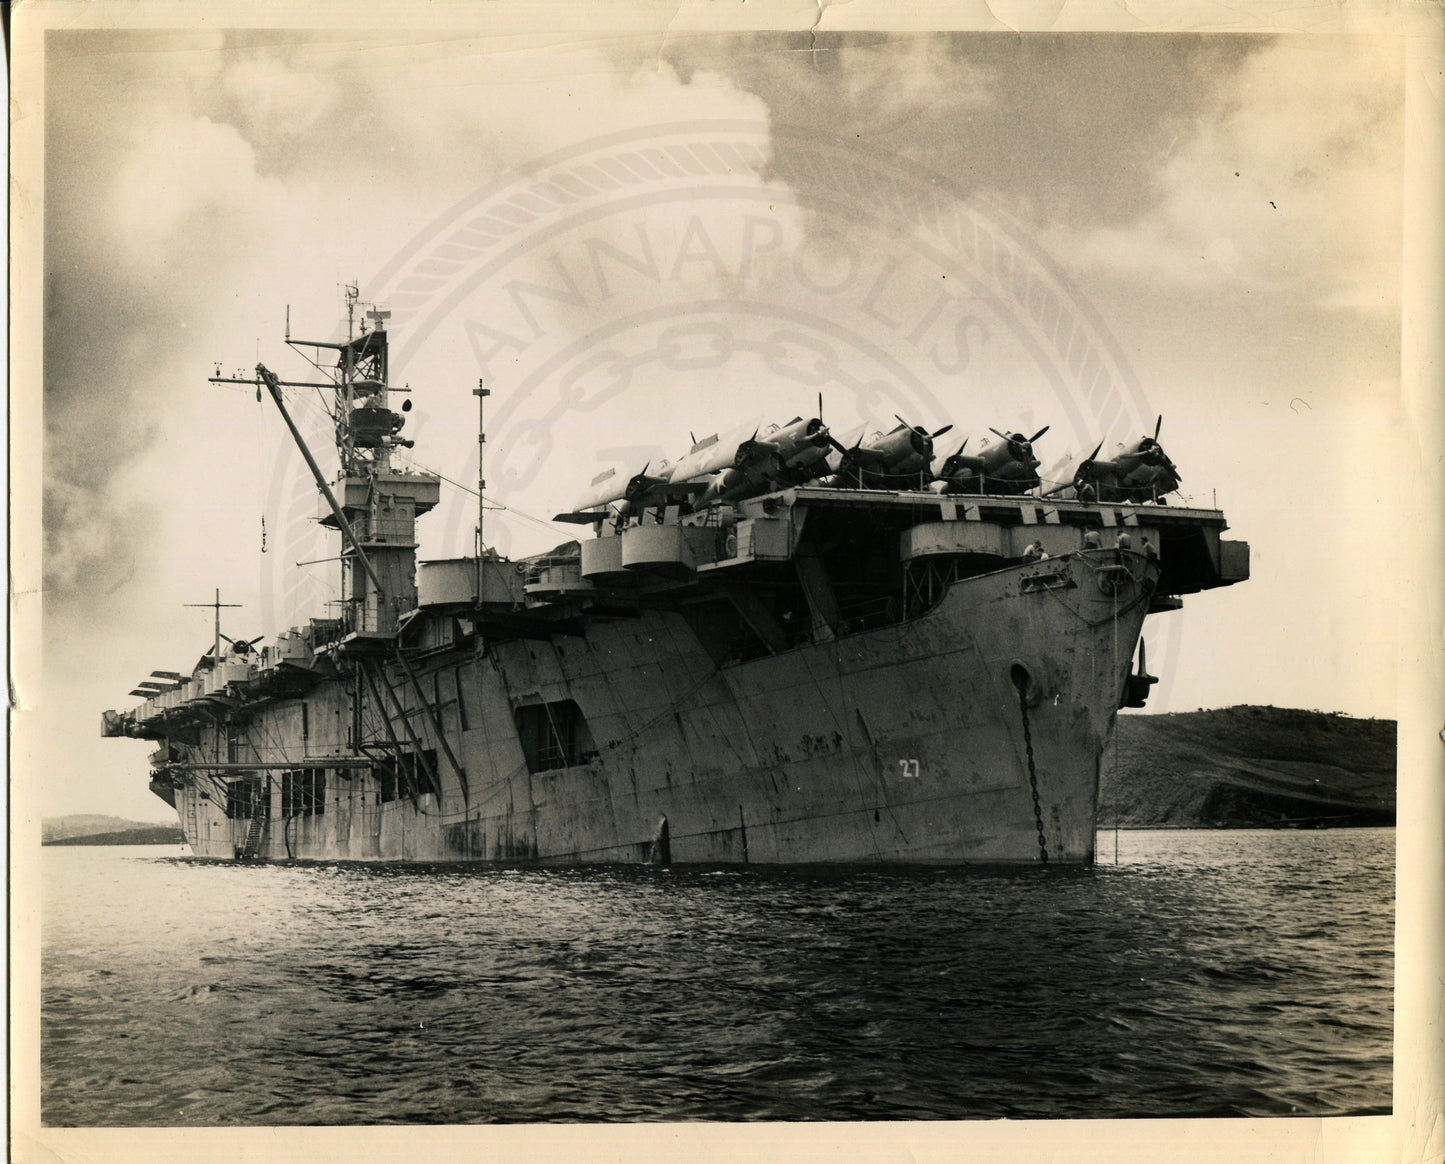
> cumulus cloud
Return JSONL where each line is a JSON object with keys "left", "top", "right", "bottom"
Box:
{"left": 221, "top": 52, "right": 341, "bottom": 142}
{"left": 41, "top": 29, "right": 788, "bottom": 628}
{"left": 827, "top": 36, "right": 994, "bottom": 134}
{"left": 43, "top": 39, "right": 291, "bottom": 623}
{"left": 1038, "top": 36, "right": 1403, "bottom": 314}
{"left": 110, "top": 114, "right": 275, "bottom": 261}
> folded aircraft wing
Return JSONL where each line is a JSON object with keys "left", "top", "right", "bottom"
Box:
{"left": 571, "top": 467, "right": 627, "bottom": 511}
{"left": 667, "top": 419, "right": 762, "bottom": 481}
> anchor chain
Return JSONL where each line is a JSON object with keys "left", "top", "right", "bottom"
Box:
{"left": 1018, "top": 689, "right": 1050, "bottom": 864}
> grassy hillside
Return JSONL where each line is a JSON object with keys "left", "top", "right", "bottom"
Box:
{"left": 42, "top": 815, "right": 176, "bottom": 843}
{"left": 1101, "top": 706, "right": 1396, "bottom": 827}
{"left": 46, "top": 826, "right": 186, "bottom": 847}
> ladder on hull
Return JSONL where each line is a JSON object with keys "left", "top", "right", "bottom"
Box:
{"left": 239, "top": 803, "right": 268, "bottom": 860}
{"left": 183, "top": 791, "right": 199, "bottom": 851}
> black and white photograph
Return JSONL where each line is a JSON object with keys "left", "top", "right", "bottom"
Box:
{"left": 10, "top": 2, "right": 1442, "bottom": 1161}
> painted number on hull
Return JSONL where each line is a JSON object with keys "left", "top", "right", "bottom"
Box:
{"left": 898, "top": 759, "right": 920, "bottom": 779}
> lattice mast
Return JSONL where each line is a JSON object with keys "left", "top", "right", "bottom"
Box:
{"left": 312, "top": 289, "right": 438, "bottom": 637}
{"left": 223, "top": 286, "right": 439, "bottom": 640}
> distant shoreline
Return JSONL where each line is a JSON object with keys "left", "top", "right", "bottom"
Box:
{"left": 42, "top": 822, "right": 1393, "bottom": 853}
{"left": 1096, "top": 822, "right": 1394, "bottom": 831}
{"left": 45, "top": 706, "right": 1396, "bottom": 845}
{"left": 44, "top": 826, "right": 185, "bottom": 847}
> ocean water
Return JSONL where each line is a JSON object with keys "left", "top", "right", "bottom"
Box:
{"left": 40, "top": 828, "right": 1393, "bottom": 1125}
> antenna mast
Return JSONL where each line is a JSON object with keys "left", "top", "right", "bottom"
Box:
{"left": 183, "top": 588, "right": 242, "bottom": 667}
{"left": 473, "top": 380, "right": 490, "bottom": 603}
{"left": 212, "top": 297, "right": 435, "bottom": 643}
{"left": 345, "top": 282, "right": 358, "bottom": 340}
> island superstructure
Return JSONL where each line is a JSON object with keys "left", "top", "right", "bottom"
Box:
{"left": 103, "top": 302, "right": 1248, "bottom": 864}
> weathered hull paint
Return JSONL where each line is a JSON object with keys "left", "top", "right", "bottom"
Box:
{"left": 175, "top": 553, "right": 1153, "bottom": 866}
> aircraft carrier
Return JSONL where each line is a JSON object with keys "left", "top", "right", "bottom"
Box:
{"left": 102, "top": 302, "right": 1248, "bottom": 865}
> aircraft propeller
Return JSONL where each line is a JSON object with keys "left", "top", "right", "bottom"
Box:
{"left": 1070, "top": 439, "right": 1106, "bottom": 487}
{"left": 937, "top": 437, "right": 973, "bottom": 479}
{"left": 989, "top": 425, "right": 1050, "bottom": 464}
{"left": 818, "top": 393, "right": 849, "bottom": 454}
{"left": 894, "top": 414, "right": 954, "bottom": 459}
{"left": 1138, "top": 415, "right": 1180, "bottom": 478}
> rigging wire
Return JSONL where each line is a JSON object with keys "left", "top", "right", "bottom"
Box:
{"left": 391, "top": 451, "right": 568, "bottom": 540}
{"left": 202, "top": 363, "right": 1182, "bottom": 849}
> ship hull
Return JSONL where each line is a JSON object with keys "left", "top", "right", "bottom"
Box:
{"left": 169, "top": 552, "right": 1154, "bottom": 866}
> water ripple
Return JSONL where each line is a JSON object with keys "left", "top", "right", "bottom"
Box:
{"left": 41, "top": 828, "right": 1393, "bottom": 1125}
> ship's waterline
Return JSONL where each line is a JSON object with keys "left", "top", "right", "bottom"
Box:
{"left": 103, "top": 313, "right": 1247, "bottom": 866}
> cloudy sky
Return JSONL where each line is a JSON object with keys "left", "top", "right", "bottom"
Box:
{"left": 14, "top": 10, "right": 1430, "bottom": 822}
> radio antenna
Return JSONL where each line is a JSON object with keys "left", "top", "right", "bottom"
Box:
{"left": 473, "top": 379, "right": 490, "bottom": 603}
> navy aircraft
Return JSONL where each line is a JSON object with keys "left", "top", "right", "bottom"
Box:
{"left": 823, "top": 415, "right": 953, "bottom": 488}
{"left": 554, "top": 414, "right": 839, "bottom": 524}
{"left": 928, "top": 425, "right": 1049, "bottom": 495}
{"left": 693, "top": 416, "right": 839, "bottom": 505}
{"left": 1057, "top": 416, "right": 1181, "bottom": 503}
{"left": 554, "top": 459, "right": 703, "bottom": 527}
